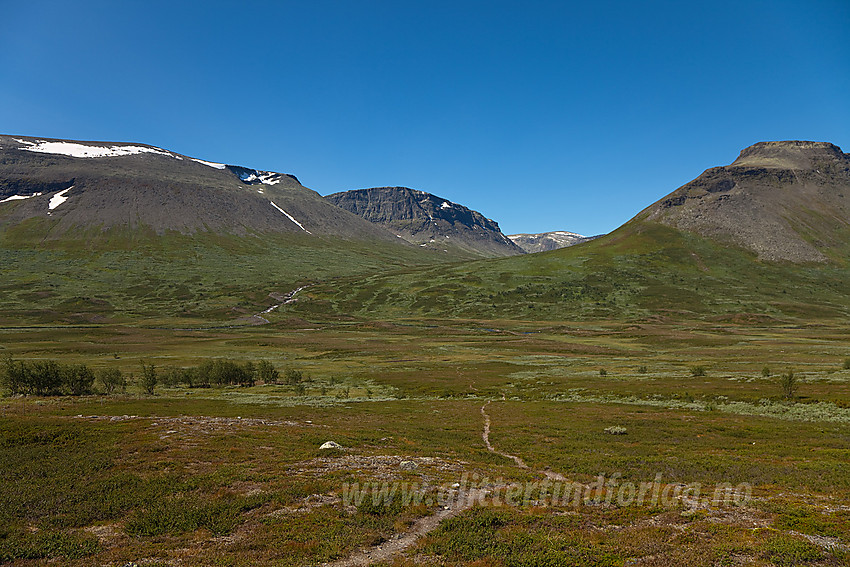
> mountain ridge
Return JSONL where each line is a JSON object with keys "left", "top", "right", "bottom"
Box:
{"left": 508, "top": 231, "right": 594, "bottom": 253}
{"left": 325, "top": 186, "right": 525, "bottom": 257}
{"left": 0, "top": 134, "right": 403, "bottom": 243}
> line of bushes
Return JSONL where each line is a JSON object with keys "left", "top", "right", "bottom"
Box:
{"left": 0, "top": 355, "right": 122, "bottom": 396}
{"left": 1, "top": 356, "right": 301, "bottom": 396}
{"left": 158, "top": 359, "right": 260, "bottom": 389}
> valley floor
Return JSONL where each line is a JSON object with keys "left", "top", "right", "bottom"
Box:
{"left": 2, "top": 316, "right": 850, "bottom": 566}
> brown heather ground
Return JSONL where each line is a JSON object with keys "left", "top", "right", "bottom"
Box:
{"left": 1, "top": 316, "right": 850, "bottom": 565}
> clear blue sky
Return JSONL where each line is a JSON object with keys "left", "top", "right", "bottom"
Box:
{"left": 1, "top": 1, "right": 848, "bottom": 236}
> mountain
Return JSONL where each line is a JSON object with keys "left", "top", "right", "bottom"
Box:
{"left": 508, "top": 231, "right": 594, "bottom": 253}
{"left": 325, "top": 187, "right": 525, "bottom": 257}
{"left": 299, "top": 141, "right": 850, "bottom": 322}
{"left": 0, "top": 134, "right": 402, "bottom": 242}
{"left": 0, "top": 135, "right": 448, "bottom": 324}
{"left": 641, "top": 141, "right": 850, "bottom": 263}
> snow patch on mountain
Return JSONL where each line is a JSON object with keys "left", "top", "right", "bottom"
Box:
{"left": 1, "top": 192, "right": 42, "bottom": 203}
{"left": 191, "top": 158, "right": 226, "bottom": 169}
{"left": 228, "top": 165, "right": 285, "bottom": 186}
{"left": 19, "top": 140, "right": 174, "bottom": 159}
{"left": 237, "top": 171, "right": 260, "bottom": 183}
{"left": 48, "top": 187, "right": 73, "bottom": 212}
{"left": 259, "top": 172, "right": 282, "bottom": 185}
{"left": 270, "top": 201, "right": 311, "bottom": 234}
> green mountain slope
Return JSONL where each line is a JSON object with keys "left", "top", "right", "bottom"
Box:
{"left": 0, "top": 135, "right": 458, "bottom": 323}
{"left": 294, "top": 141, "right": 850, "bottom": 322}
{"left": 294, "top": 222, "right": 850, "bottom": 322}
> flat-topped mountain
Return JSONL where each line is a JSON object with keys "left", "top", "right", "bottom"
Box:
{"left": 642, "top": 140, "right": 850, "bottom": 263}
{"left": 731, "top": 141, "right": 845, "bottom": 170}
{"left": 0, "top": 135, "right": 399, "bottom": 242}
{"left": 508, "top": 231, "right": 594, "bottom": 253}
{"left": 325, "top": 187, "right": 524, "bottom": 257}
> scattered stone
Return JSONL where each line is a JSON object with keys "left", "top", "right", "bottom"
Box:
{"left": 320, "top": 441, "right": 343, "bottom": 450}
{"left": 399, "top": 460, "right": 419, "bottom": 471}
{"left": 604, "top": 425, "right": 628, "bottom": 435}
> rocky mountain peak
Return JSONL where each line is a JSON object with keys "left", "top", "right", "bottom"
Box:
{"left": 644, "top": 140, "right": 850, "bottom": 263}
{"left": 325, "top": 187, "right": 524, "bottom": 257}
{"left": 732, "top": 140, "right": 846, "bottom": 170}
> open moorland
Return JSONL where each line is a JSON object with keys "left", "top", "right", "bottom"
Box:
{"left": 2, "top": 308, "right": 850, "bottom": 566}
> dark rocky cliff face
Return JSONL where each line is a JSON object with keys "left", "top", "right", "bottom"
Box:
{"left": 326, "top": 187, "right": 524, "bottom": 257}
{"left": 642, "top": 141, "right": 850, "bottom": 263}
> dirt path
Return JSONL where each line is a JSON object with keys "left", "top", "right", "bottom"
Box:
{"left": 322, "top": 487, "right": 490, "bottom": 567}
{"left": 481, "top": 400, "right": 569, "bottom": 482}
{"left": 322, "top": 399, "right": 570, "bottom": 566}
{"left": 480, "top": 400, "right": 529, "bottom": 469}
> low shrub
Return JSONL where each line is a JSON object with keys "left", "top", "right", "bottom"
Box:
{"left": 96, "top": 368, "right": 126, "bottom": 394}
{"left": 762, "top": 534, "right": 822, "bottom": 566}
{"left": 0, "top": 530, "right": 101, "bottom": 562}
{"left": 125, "top": 493, "right": 267, "bottom": 537}
{"left": 780, "top": 370, "right": 798, "bottom": 400}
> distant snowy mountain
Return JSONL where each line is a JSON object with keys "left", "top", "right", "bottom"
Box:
{"left": 507, "top": 231, "right": 594, "bottom": 253}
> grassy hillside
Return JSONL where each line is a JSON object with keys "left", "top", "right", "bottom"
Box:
{"left": 0, "top": 225, "right": 453, "bottom": 325}
{"left": 0, "top": 135, "right": 486, "bottom": 325}
{"left": 292, "top": 221, "right": 850, "bottom": 322}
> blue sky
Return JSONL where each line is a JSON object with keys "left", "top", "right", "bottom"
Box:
{"left": 1, "top": 1, "right": 848, "bottom": 236}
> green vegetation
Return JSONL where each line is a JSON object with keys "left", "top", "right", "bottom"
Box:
{"left": 1, "top": 356, "right": 301, "bottom": 397}
{"left": 256, "top": 359, "right": 279, "bottom": 384}
{"left": 0, "top": 229, "right": 453, "bottom": 325}
{"left": 283, "top": 368, "right": 305, "bottom": 385}
{"left": 690, "top": 364, "right": 707, "bottom": 377}
{"left": 125, "top": 492, "right": 269, "bottom": 537}
{"left": 294, "top": 222, "right": 850, "bottom": 322}
{"left": 1, "top": 355, "right": 95, "bottom": 396}
{"left": 97, "top": 367, "right": 126, "bottom": 394}
{"left": 139, "top": 360, "right": 157, "bottom": 395}
{"left": 3, "top": 219, "right": 850, "bottom": 564}
{"left": 762, "top": 535, "right": 824, "bottom": 566}
{"left": 780, "top": 370, "right": 799, "bottom": 400}
{"left": 4, "top": 133, "right": 850, "bottom": 565}
{"left": 1, "top": 317, "right": 849, "bottom": 564}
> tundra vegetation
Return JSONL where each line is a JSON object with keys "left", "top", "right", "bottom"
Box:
{"left": 1, "top": 314, "right": 849, "bottom": 566}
